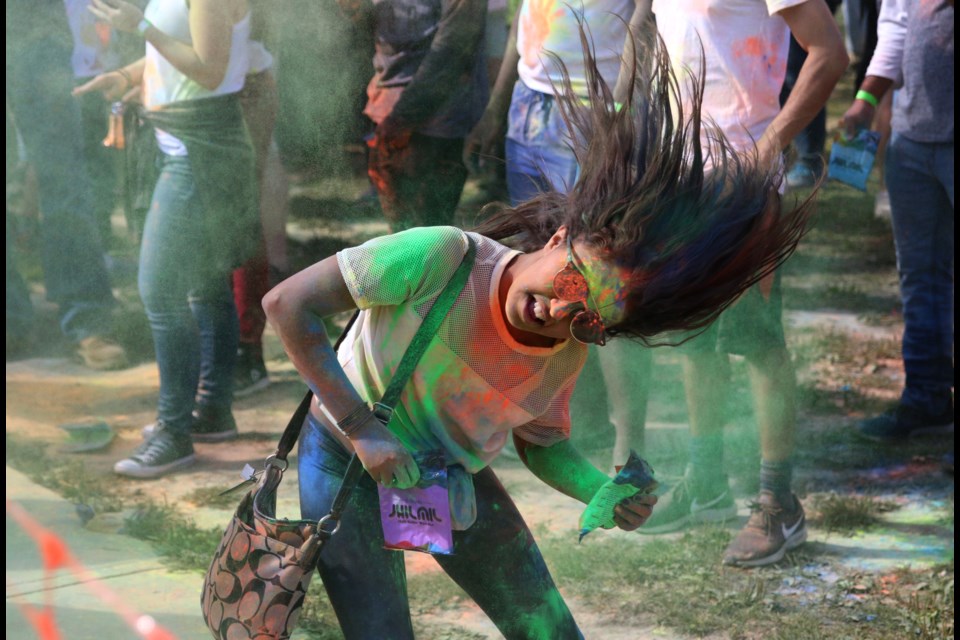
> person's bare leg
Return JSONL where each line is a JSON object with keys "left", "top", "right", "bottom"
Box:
{"left": 597, "top": 342, "right": 651, "bottom": 469}
{"left": 639, "top": 349, "right": 733, "bottom": 533}
{"left": 683, "top": 350, "right": 729, "bottom": 440}
{"left": 723, "top": 345, "right": 804, "bottom": 567}
{"left": 746, "top": 345, "right": 796, "bottom": 466}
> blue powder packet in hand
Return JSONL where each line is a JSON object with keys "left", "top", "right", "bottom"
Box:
{"left": 828, "top": 129, "right": 881, "bottom": 192}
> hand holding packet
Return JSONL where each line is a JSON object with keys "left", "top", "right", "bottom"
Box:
{"left": 379, "top": 450, "right": 454, "bottom": 555}
{"left": 578, "top": 450, "right": 658, "bottom": 542}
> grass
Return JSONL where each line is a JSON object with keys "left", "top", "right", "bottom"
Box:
{"left": 5, "top": 432, "right": 226, "bottom": 573}
{"left": 122, "top": 500, "right": 224, "bottom": 571}
{"left": 807, "top": 493, "right": 900, "bottom": 534}
{"left": 5, "top": 433, "right": 125, "bottom": 514}
{"left": 537, "top": 528, "right": 954, "bottom": 640}
{"left": 182, "top": 485, "right": 249, "bottom": 509}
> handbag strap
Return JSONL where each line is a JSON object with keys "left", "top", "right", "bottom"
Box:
{"left": 377, "top": 234, "right": 477, "bottom": 417}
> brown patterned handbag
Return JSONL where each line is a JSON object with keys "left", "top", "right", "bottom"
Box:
{"left": 200, "top": 236, "right": 476, "bottom": 639}
{"left": 199, "top": 388, "right": 365, "bottom": 639}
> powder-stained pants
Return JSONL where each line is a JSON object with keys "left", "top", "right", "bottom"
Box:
{"left": 299, "top": 416, "right": 585, "bottom": 640}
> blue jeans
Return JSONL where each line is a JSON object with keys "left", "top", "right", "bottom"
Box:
{"left": 505, "top": 81, "right": 580, "bottom": 204}
{"left": 885, "top": 133, "right": 954, "bottom": 412}
{"left": 138, "top": 154, "right": 238, "bottom": 434}
{"left": 299, "top": 416, "right": 584, "bottom": 640}
{"left": 7, "top": 36, "right": 116, "bottom": 342}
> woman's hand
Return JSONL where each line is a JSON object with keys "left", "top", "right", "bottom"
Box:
{"left": 350, "top": 417, "right": 421, "bottom": 489}
{"left": 88, "top": 0, "right": 145, "bottom": 34}
{"left": 613, "top": 492, "right": 658, "bottom": 531}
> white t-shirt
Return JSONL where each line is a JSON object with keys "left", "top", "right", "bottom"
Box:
{"left": 653, "top": 0, "right": 807, "bottom": 152}
{"left": 330, "top": 226, "right": 588, "bottom": 473}
{"left": 516, "top": 0, "right": 635, "bottom": 96}
{"left": 142, "top": 0, "right": 251, "bottom": 156}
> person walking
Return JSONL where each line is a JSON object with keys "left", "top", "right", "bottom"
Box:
{"left": 641, "top": 0, "right": 848, "bottom": 568}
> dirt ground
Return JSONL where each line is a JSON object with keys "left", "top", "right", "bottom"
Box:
{"left": 5, "top": 262, "right": 954, "bottom": 639}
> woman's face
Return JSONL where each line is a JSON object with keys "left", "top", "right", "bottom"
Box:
{"left": 502, "top": 228, "right": 632, "bottom": 347}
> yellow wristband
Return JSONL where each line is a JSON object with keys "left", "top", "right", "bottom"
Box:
{"left": 855, "top": 89, "right": 879, "bottom": 108}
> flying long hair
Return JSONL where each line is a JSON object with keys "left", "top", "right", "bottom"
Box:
{"left": 472, "top": 18, "right": 815, "bottom": 345}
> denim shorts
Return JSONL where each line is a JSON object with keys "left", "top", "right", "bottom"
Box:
{"left": 505, "top": 80, "right": 581, "bottom": 202}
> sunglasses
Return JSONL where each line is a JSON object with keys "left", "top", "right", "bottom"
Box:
{"left": 553, "top": 236, "right": 607, "bottom": 346}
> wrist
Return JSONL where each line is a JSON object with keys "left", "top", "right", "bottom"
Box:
{"left": 136, "top": 18, "right": 152, "bottom": 37}
{"left": 332, "top": 403, "right": 373, "bottom": 438}
{"left": 855, "top": 89, "right": 879, "bottom": 108}
{"left": 114, "top": 68, "right": 132, "bottom": 90}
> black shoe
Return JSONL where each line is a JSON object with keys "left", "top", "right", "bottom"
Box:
{"left": 191, "top": 405, "right": 239, "bottom": 442}
{"left": 234, "top": 345, "right": 270, "bottom": 398}
{"left": 114, "top": 424, "right": 195, "bottom": 479}
{"left": 858, "top": 401, "right": 954, "bottom": 443}
{"left": 144, "top": 407, "right": 240, "bottom": 442}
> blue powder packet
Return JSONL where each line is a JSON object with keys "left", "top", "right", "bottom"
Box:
{"left": 827, "top": 130, "right": 881, "bottom": 192}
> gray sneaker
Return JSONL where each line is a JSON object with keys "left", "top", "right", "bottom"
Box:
{"left": 114, "top": 424, "right": 195, "bottom": 479}
{"left": 639, "top": 475, "right": 737, "bottom": 534}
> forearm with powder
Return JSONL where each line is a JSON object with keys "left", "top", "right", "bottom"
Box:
{"left": 515, "top": 435, "right": 610, "bottom": 504}
{"left": 759, "top": 1, "right": 848, "bottom": 166}
{"left": 262, "top": 260, "right": 370, "bottom": 424}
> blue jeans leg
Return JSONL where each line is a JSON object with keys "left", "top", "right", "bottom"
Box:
{"left": 885, "top": 133, "right": 954, "bottom": 411}
{"left": 138, "top": 155, "right": 238, "bottom": 434}
{"left": 7, "top": 36, "right": 115, "bottom": 342}
{"left": 298, "top": 417, "right": 414, "bottom": 640}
